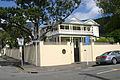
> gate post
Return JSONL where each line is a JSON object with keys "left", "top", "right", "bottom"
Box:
{"left": 79, "top": 42, "right": 82, "bottom": 62}
{"left": 70, "top": 42, "right": 74, "bottom": 63}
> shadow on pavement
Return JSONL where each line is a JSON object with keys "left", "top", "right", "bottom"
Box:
{"left": 92, "top": 63, "right": 119, "bottom": 67}
{"left": 0, "top": 56, "right": 21, "bottom": 66}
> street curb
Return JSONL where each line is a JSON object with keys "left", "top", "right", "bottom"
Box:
{"left": 16, "top": 63, "right": 95, "bottom": 73}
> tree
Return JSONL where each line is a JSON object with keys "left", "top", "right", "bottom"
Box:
{"left": 0, "top": 7, "right": 34, "bottom": 39}
{"left": 96, "top": 0, "right": 120, "bottom": 42}
{"left": 108, "top": 29, "right": 120, "bottom": 43}
{"left": 16, "top": 0, "right": 81, "bottom": 40}
{"left": 0, "top": 0, "right": 81, "bottom": 47}
{"left": 0, "top": 0, "right": 80, "bottom": 40}
{"left": 95, "top": 16, "right": 110, "bottom": 35}
{"left": 0, "top": 31, "right": 17, "bottom": 48}
{"left": 97, "top": 0, "right": 120, "bottom": 15}
{"left": 0, "top": 26, "right": 31, "bottom": 48}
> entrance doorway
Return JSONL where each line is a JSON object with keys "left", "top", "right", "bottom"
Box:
{"left": 74, "top": 38, "right": 80, "bottom": 62}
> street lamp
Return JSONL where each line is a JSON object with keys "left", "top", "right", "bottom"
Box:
{"left": 17, "top": 38, "right": 24, "bottom": 66}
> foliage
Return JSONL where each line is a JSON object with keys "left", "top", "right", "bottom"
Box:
{"left": 96, "top": 29, "right": 120, "bottom": 43}
{"left": 97, "top": 0, "right": 120, "bottom": 15}
{"left": 95, "top": 14, "right": 120, "bottom": 34}
{"left": 0, "top": 0, "right": 81, "bottom": 47}
{"left": 95, "top": 37, "right": 114, "bottom": 43}
{"left": 0, "top": 29, "right": 31, "bottom": 48}
{"left": 0, "top": 7, "right": 33, "bottom": 38}
{"left": 16, "top": 0, "right": 81, "bottom": 40}
{"left": 95, "top": 16, "right": 110, "bottom": 35}
{"left": 0, "top": 31, "right": 17, "bottom": 48}
{"left": 104, "top": 14, "right": 120, "bottom": 33}
{"left": 96, "top": 0, "right": 120, "bottom": 33}
{"left": 108, "top": 29, "right": 120, "bottom": 43}
{"left": 96, "top": 0, "right": 120, "bottom": 42}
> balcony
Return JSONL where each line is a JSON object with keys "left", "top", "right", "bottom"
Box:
{"left": 59, "top": 29, "right": 93, "bottom": 35}
{"left": 46, "top": 24, "right": 94, "bottom": 36}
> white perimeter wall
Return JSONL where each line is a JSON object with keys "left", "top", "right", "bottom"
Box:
{"left": 39, "top": 42, "right": 74, "bottom": 66}
{"left": 80, "top": 43, "right": 120, "bottom": 62}
{"left": 5, "top": 42, "right": 74, "bottom": 67}
{"left": 5, "top": 41, "right": 120, "bottom": 66}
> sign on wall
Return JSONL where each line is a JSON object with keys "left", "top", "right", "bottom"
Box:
{"left": 85, "top": 36, "right": 90, "bottom": 45}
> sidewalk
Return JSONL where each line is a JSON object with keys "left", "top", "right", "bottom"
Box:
{"left": 0, "top": 56, "right": 95, "bottom": 73}
{"left": 21, "top": 62, "right": 95, "bottom": 73}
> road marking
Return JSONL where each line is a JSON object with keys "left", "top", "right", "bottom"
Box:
{"left": 112, "top": 68, "right": 119, "bottom": 70}
{"left": 97, "top": 69, "right": 119, "bottom": 74}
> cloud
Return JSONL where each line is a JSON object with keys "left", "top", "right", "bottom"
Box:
{"left": 71, "top": 0, "right": 102, "bottom": 20}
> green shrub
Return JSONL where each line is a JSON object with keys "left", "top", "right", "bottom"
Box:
{"left": 95, "top": 37, "right": 114, "bottom": 43}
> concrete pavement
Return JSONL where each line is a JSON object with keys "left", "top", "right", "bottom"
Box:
{"left": 0, "top": 55, "right": 95, "bottom": 73}
{"left": 21, "top": 62, "right": 95, "bottom": 73}
{"left": 1, "top": 56, "right": 120, "bottom": 80}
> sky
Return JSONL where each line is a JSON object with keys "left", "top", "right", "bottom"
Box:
{"left": 0, "top": 0, "right": 102, "bottom": 20}
{"left": 70, "top": 0, "right": 102, "bottom": 20}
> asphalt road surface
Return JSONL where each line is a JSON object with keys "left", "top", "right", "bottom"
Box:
{"left": 1, "top": 64, "right": 120, "bottom": 80}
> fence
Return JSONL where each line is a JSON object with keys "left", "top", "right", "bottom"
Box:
{"left": 5, "top": 48, "right": 20, "bottom": 60}
{"left": 24, "top": 44, "right": 40, "bottom": 66}
{"left": 5, "top": 41, "right": 74, "bottom": 66}
{"left": 80, "top": 42, "right": 120, "bottom": 62}
{"left": 5, "top": 41, "right": 120, "bottom": 66}
{"left": 5, "top": 44, "right": 40, "bottom": 66}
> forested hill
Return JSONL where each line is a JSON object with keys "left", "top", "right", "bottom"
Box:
{"left": 95, "top": 15, "right": 120, "bottom": 36}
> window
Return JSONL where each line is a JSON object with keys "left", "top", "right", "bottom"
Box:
{"left": 111, "top": 51, "right": 119, "bottom": 55}
{"left": 115, "top": 51, "right": 120, "bottom": 54}
{"left": 73, "top": 26, "right": 76, "bottom": 30}
{"left": 60, "top": 25, "right": 69, "bottom": 30}
{"left": 76, "top": 27, "right": 81, "bottom": 30}
{"left": 111, "top": 52, "right": 116, "bottom": 55}
{"left": 84, "top": 27, "right": 86, "bottom": 31}
{"left": 73, "top": 26, "right": 81, "bottom": 30}
{"left": 101, "top": 51, "right": 111, "bottom": 56}
{"left": 87, "top": 27, "right": 90, "bottom": 31}
{"left": 65, "top": 26, "right": 69, "bottom": 30}
{"left": 118, "top": 51, "right": 120, "bottom": 54}
{"left": 60, "top": 25, "right": 64, "bottom": 29}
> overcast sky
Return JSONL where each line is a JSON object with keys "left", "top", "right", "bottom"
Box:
{"left": 0, "top": 0, "right": 102, "bottom": 20}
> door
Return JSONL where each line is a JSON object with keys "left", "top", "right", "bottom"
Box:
{"left": 74, "top": 48, "right": 80, "bottom": 62}
{"left": 74, "top": 39, "right": 80, "bottom": 62}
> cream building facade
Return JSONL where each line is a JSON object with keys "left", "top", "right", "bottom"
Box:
{"left": 46, "top": 17, "right": 99, "bottom": 47}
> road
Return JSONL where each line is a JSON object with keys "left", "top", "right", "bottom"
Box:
{"left": 0, "top": 64, "right": 120, "bottom": 80}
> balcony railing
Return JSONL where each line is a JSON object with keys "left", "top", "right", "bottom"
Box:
{"left": 59, "top": 29, "right": 93, "bottom": 35}
{"left": 46, "top": 29, "right": 93, "bottom": 36}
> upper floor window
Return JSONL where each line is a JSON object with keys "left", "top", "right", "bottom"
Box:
{"left": 84, "top": 27, "right": 86, "bottom": 31}
{"left": 87, "top": 27, "right": 90, "bottom": 31}
{"left": 77, "top": 27, "right": 81, "bottom": 30}
{"left": 60, "top": 25, "right": 64, "bottom": 29}
{"left": 84, "top": 27, "right": 91, "bottom": 31}
{"left": 73, "top": 26, "right": 81, "bottom": 30}
{"left": 60, "top": 25, "right": 69, "bottom": 30}
{"left": 73, "top": 26, "right": 76, "bottom": 30}
{"left": 65, "top": 26, "right": 69, "bottom": 30}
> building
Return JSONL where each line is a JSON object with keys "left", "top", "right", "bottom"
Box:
{"left": 45, "top": 17, "right": 99, "bottom": 47}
